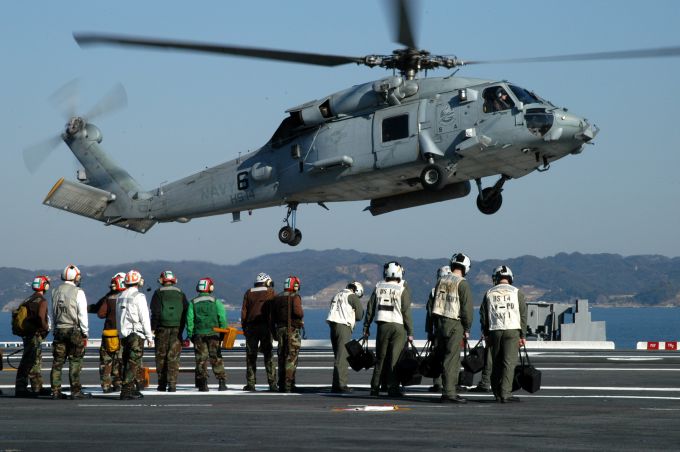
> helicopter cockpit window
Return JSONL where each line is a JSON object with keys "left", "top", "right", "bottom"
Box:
{"left": 382, "top": 114, "right": 409, "bottom": 142}
{"left": 509, "top": 85, "right": 541, "bottom": 105}
{"left": 483, "top": 87, "right": 515, "bottom": 113}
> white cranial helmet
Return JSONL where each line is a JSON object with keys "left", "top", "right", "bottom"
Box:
{"left": 437, "top": 265, "right": 452, "bottom": 279}
{"left": 383, "top": 261, "right": 403, "bottom": 280}
{"left": 61, "top": 264, "right": 81, "bottom": 283}
{"left": 492, "top": 265, "right": 514, "bottom": 285}
{"left": 348, "top": 281, "right": 364, "bottom": 298}
{"left": 450, "top": 253, "right": 471, "bottom": 276}
{"left": 255, "top": 272, "right": 273, "bottom": 287}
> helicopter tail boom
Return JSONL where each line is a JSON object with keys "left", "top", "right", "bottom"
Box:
{"left": 42, "top": 118, "right": 157, "bottom": 233}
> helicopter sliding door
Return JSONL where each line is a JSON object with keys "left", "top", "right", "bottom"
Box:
{"left": 372, "top": 103, "right": 419, "bottom": 169}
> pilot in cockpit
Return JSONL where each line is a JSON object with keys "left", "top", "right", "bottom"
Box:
{"left": 492, "top": 87, "right": 513, "bottom": 112}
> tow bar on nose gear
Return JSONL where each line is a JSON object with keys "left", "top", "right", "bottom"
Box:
{"left": 278, "top": 202, "right": 302, "bottom": 246}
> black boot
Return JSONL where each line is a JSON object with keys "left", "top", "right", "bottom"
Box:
{"left": 218, "top": 379, "right": 227, "bottom": 391}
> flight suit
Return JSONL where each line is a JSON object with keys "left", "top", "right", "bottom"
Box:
{"left": 15, "top": 293, "right": 49, "bottom": 395}
{"left": 187, "top": 293, "right": 228, "bottom": 390}
{"left": 425, "top": 288, "right": 442, "bottom": 389}
{"left": 151, "top": 285, "right": 188, "bottom": 391}
{"left": 363, "top": 280, "right": 414, "bottom": 396}
{"left": 50, "top": 282, "right": 89, "bottom": 397}
{"left": 431, "top": 273, "right": 473, "bottom": 399}
{"left": 327, "top": 288, "right": 364, "bottom": 391}
{"left": 117, "top": 285, "right": 153, "bottom": 398}
{"left": 271, "top": 291, "right": 304, "bottom": 392}
{"left": 480, "top": 283, "right": 527, "bottom": 400}
{"left": 92, "top": 290, "right": 123, "bottom": 391}
{"left": 241, "top": 286, "right": 277, "bottom": 390}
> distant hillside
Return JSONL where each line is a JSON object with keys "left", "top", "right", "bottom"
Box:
{"left": 2, "top": 250, "right": 680, "bottom": 311}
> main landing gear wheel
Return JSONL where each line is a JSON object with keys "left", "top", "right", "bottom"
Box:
{"left": 278, "top": 202, "right": 303, "bottom": 246}
{"left": 420, "top": 164, "right": 447, "bottom": 192}
{"left": 476, "top": 187, "right": 503, "bottom": 215}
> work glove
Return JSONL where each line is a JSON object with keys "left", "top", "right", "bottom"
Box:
{"left": 464, "top": 331, "right": 470, "bottom": 339}
{"left": 407, "top": 335, "right": 414, "bottom": 343}
{"left": 362, "top": 329, "right": 369, "bottom": 339}
{"left": 82, "top": 337, "right": 88, "bottom": 347}
{"left": 182, "top": 338, "right": 190, "bottom": 347}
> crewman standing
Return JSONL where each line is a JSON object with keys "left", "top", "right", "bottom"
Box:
{"left": 186, "top": 277, "right": 228, "bottom": 392}
{"left": 425, "top": 266, "right": 451, "bottom": 393}
{"left": 117, "top": 269, "right": 153, "bottom": 400}
{"left": 480, "top": 265, "right": 528, "bottom": 403}
{"left": 50, "top": 265, "right": 91, "bottom": 400}
{"left": 431, "top": 253, "right": 473, "bottom": 404}
{"left": 90, "top": 272, "right": 126, "bottom": 393}
{"left": 241, "top": 272, "right": 277, "bottom": 392}
{"left": 326, "top": 281, "right": 364, "bottom": 393}
{"left": 363, "top": 261, "right": 414, "bottom": 398}
{"left": 271, "top": 276, "right": 304, "bottom": 393}
{"left": 14, "top": 275, "right": 51, "bottom": 398}
{"left": 150, "top": 270, "right": 188, "bottom": 392}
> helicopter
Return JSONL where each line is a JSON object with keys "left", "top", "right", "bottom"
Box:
{"left": 25, "top": 0, "right": 680, "bottom": 247}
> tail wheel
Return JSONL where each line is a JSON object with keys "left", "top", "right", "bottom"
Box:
{"left": 420, "top": 164, "right": 447, "bottom": 191}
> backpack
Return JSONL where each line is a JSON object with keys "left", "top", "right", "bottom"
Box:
{"left": 11, "top": 303, "right": 29, "bottom": 336}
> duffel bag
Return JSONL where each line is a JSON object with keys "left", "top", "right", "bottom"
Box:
{"left": 458, "top": 369, "right": 474, "bottom": 387}
{"left": 513, "top": 344, "right": 541, "bottom": 393}
{"left": 462, "top": 339, "right": 485, "bottom": 374}
{"left": 419, "top": 341, "right": 443, "bottom": 379}
{"left": 395, "top": 340, "right": 422, "bottom": 386}
{"left": 345, "top": 339, "right": 363, "bottom": 359}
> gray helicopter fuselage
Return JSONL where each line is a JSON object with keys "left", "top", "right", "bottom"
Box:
{"left": 146, "top": 74, "right": 595, "bottom": 222}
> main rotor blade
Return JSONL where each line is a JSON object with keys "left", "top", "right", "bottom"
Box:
{"left": 464, "top": 46, "right": 680, "bottom": 65}
{"left": 85, "top": 82, "right": 128, "bottom": 121}
{"left": 389, "top": 0, "right": 418, "bottom": 49}
{"left": 49, "top": 78, "right": 80, "bottom": 121}
{"left": 23, "top": 134, "right": 63, "bottom": 174}
{"left": 74, "top": 32, "right": 365, "bottom": 67}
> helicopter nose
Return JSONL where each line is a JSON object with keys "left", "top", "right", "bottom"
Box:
{"left": 544, "top": 111, "right": 599, "bottom": 149}
{"left": 575, "top": 120, "right": 599, "bottom": 143}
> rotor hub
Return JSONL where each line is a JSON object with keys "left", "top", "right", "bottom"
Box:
{"left": 66, "top": 116, "right": 86, "bottom": 136}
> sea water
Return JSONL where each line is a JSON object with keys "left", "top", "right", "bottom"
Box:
{"left": 1, "top": 307, "right": 677, "bottom": 349}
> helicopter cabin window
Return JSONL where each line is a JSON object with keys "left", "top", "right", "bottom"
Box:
{"left": 382, "top": 114, "right": 409, "bottom": 142}
{"left": 483, "top": 87, "right": 515, "bottom": 113}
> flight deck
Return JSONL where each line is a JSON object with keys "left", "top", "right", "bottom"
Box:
{"left": 1, "top": 347, "right": 679, "bottom": 450}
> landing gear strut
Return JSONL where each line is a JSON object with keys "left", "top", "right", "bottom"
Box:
{"left": 278, "top": 202, "right": 302, "bottom": 246}
{"left": 475, "top": 176, "right": 510, "bottom": 215}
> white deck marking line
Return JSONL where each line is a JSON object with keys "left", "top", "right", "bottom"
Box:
{"left": 522, "top": 395, "right": 680, "bottom": 400}
{"left": 541, "top": 386, "right": 680, "bottom": 392}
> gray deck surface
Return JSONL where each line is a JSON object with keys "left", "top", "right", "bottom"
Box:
{"left": 1, "top": 348, "right": 679, "bottom": 451}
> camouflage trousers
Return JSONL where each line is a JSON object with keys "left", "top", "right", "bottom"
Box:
{"left": 50, "top": 328, "right": 86, "bottom": 393}
{"left": 244, "top": 322, "right": 276, "bottom": 387}
{"left": 193, "top": 335, "right": 226, "bottom": 384}
{"left": 16, "top": 335, "right": 45, "bottom": 391}
{"left": 121, "top": 334, "right": 145, "bottom": 390}
{"left": 276, "top": 326, "right": 301, "bottom": 392}
{"left": 99, "top": 343, "right": 123, "bottom": 390}
{"left": 155, "top": 327, "right": 182, "bottom": 387}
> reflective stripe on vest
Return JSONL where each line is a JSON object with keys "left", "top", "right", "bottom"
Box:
{"left": 326, "top": 289, "right": 356, "bottom": 328}
{"left": 52, "top": 283, "right": 80, "bottom": 329}
{"left": 374, "top": 281, "right": 404, "bottom": 324}
{"left": 486, "top": 284, "right": 521, "bottom": 331}
{"left": 432, "top": 273, "right": 463, "bottom": 320}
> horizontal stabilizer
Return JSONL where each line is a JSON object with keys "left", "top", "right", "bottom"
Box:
{"left": 43, "top": 178, "right": 156, "bottom": 233}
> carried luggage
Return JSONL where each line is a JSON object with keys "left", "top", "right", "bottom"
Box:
{"left": 419, "top": 341, "right": 443, "bottom": 379}
{"left": 458, "top": 369, "right": 474, "bottom": 386}
{"left": 462, "top": 339, "right": 485, "bottom": 374}
{"left": 513, "top": 344, "right": 541, "bottom": 393}
{"left": 395, "top": 341, "right": 422, "bottom": 386}
{"left": 346, "top": 338, "right": 375, "bottom": 372}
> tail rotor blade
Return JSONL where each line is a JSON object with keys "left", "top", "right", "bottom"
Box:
{"left": 85, "top": 83, "right": 128, "bottom": 121}
{"left": 22, "top": 134, "right": 63, "bottom": 174}
{"left": 49, "top": 78, "right": 80, "bottom": 120}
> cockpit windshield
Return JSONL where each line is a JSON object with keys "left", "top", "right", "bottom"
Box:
{"left": 509, "top": 85, "right": 543, "bottom": 105}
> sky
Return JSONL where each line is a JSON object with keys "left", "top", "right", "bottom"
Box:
{"left": 1, "top": 0, "right": 679, "bottom": 270}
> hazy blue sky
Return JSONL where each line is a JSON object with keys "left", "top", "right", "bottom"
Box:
{"left": 2, "top": 0, "right": 679, "bottom": 270}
